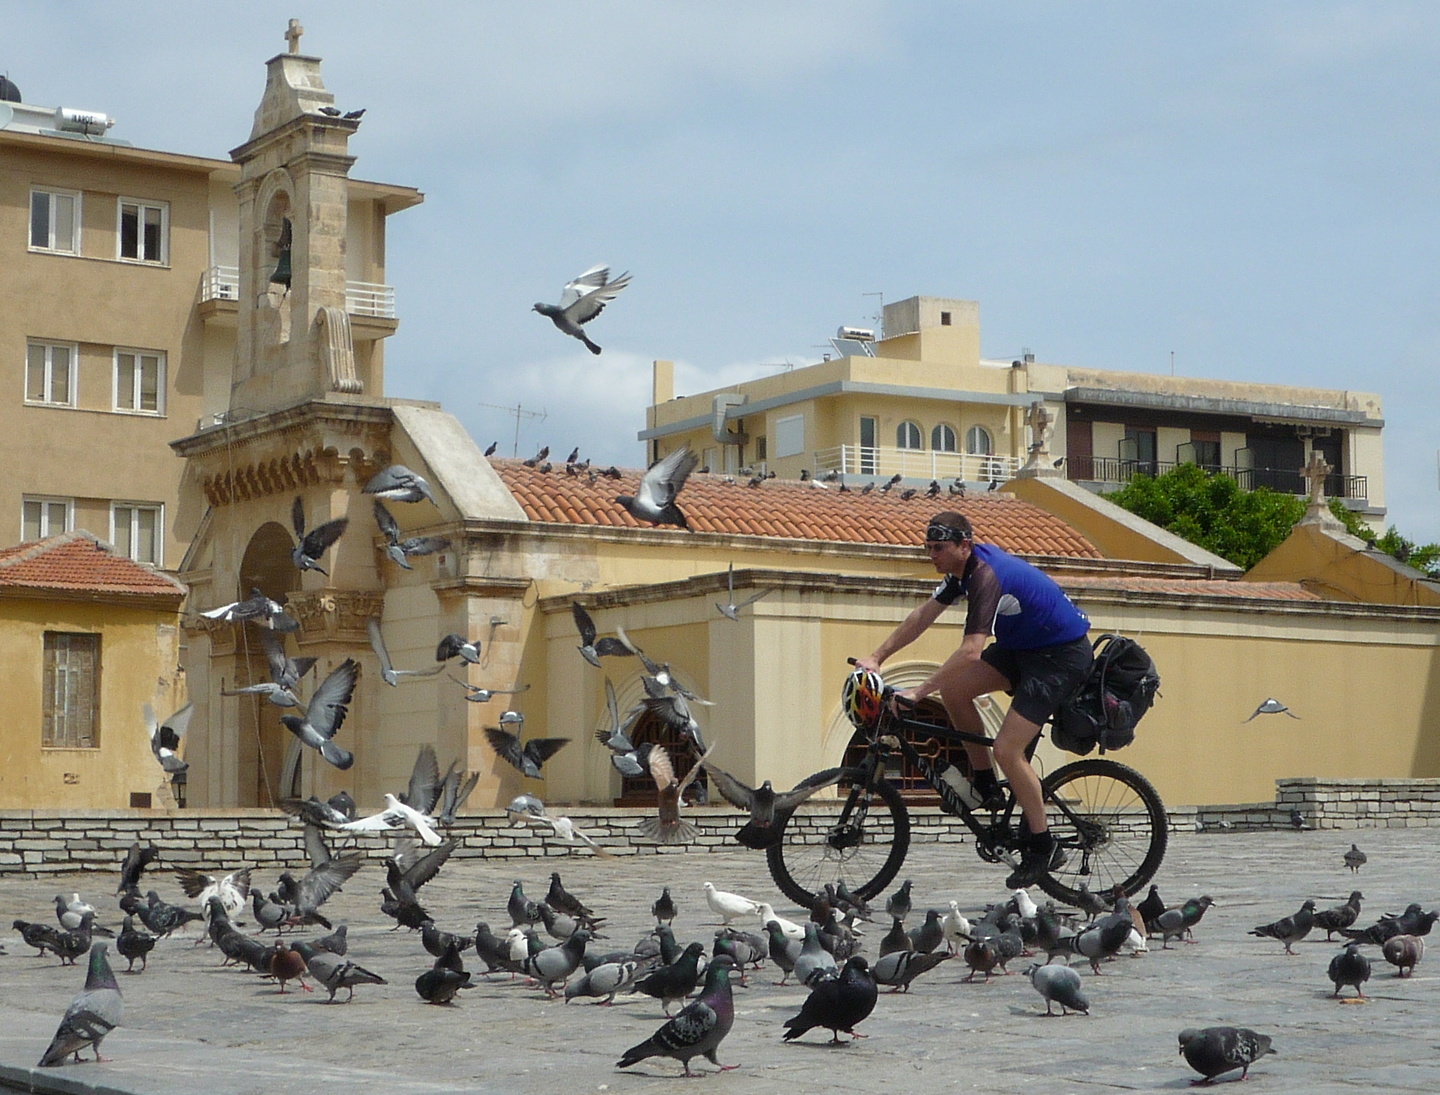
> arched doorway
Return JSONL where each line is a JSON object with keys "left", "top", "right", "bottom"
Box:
{"left": 615, "top": 706, "right": 710, "bottom": 808}
{"left": 232, "top": 521, "right": 299, "bottom": 807}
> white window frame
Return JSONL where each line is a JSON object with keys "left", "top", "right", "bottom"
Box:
{"left": 897, "top": 421, "right": 923, "bottom": 450}
{"left": 965, "top": 425, "right": 994, "bottom": 455}
{"left": 23, "top": 496, "right": 74, "bottom": 542}
{"left": 112, "top": 348, "right": 166, "bottom": 415}
{"left": 111, "top": 501, "right": 163, "bottom": 566}
{"left": 932, "top": 423, "right": 958, "bottom": 452}
{"left": 25, "top": 340, "right": 78, "bottom": 407}
{"left": 774, "top": 414, "right": 805, "bottom": 459}
{"left": 29, "top": 188, "right": 81, "bottom": 254}
{"left": 116, "top": 197, "right": 169, "bottom": 264}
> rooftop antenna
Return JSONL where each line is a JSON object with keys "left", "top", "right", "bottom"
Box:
{"left": 862, "top": 291, "right": 885, "bottom": 334}
{"left": 478, "top": 401, "right": 547, "bottom": 458}
{"left": 1170, "top": 350, "right": 1175, "bottom": 377}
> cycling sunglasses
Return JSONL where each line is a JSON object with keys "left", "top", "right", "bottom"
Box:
{"left": 925, "top": 523, "right": 971, "bottom": 544}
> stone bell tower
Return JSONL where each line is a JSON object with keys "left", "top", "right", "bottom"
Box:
{"left": 230, "top": 18, "right": 368, "bottom": 411}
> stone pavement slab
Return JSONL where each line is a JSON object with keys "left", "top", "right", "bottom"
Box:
{"left": 1, "top": 827, "right": 1436, "bottom": 1094}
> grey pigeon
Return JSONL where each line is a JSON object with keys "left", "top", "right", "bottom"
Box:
{"left": 594, "top": 679, "right": 648, "bottom": 777}
{"left": 700, "top": 759, "right": 844, "bottom": 850}
{"left": 373, "top": 499, "right": 449, "bottom": 569}
{"left": 523, "top": 929, "right": 590, "bottom": 996}
{"left": 115, "top": 842, "right": 159, "bottom": 899}
{"left": 1343, "top": 902, "right": 1432, "bottom": 945}
{"left": 293, "top": 942, "right": 386, "bottom": 1003}
{"left": 363, "top": 464, "right": 436, "bottom": 505}
{"left": 38, "top": 943, "right": 122, "bottom": 1067}
{"left": 435, "top": 633, "right": 481, "bottom": 665}
{"left": 221, "top": 630, "right": 314, "bottom": 707}
{"left": 886, "top": 880, "right": 914, "bottom": 923}
{"left": 637, "top": 692, "right": 707, "bottom": 752}
{"left": 1071, "top": 911, "right": 1133, "bottom": 974}
{"left": 1249, "top": 899, "right": 1317, "bottom": 955}
{"left": 533, "top": 264, "right": 632, "bottom": 355}
{"left": 571, "top": 602, "right": 632, "bottom": 667}
{"left": 1243, "top": 697, "right": 1299, "bottom": 722}
{"left": 908, "top": 908, "right": 946, "bottom": 954}
{"left": 792, "top": 923, "right": 838, "bottom": 987}
{"left": 367, "top": 618, "right": 445, "bottom": 686}
{"left": 1025, "top": 962, "right": 1089, "bottom": 1016}
{"left": 765, "top": 921, "right": 803, "bottom": 984}
{"left": 508, "top": 881, "right": 543, "bottom": 928}
{"left": 871, "top": 949, "right": 951, "bottom": 993}
{"left": 616, "top": 446, "right": 699, "bottom": 528}
{"left": 1152, "top": 895, "right": 1215, "bottom": 948}
{"left": 484, "top": 720, "right": 570, "bottom": 780}
{"left": 1381, "top": 933, "right": 1424, "bottom": 977}
{"left": 144, "top": 703, "right": 193, "bottom": 777}
{"left": 652, "top": 887, "right": 677, "bottom": 926}
{"left": 1314, "top": 891, "right": 1364, "bottom": 940}
{"left": 115, "top": 916, "right": 155, "bottom": 973}
{"left": 278, "top": 658, "right": 359, "bottom": 770}
{"left": 781, "top": 955, "right": 877, "bottom": 1044}
{"left": 617, "top": 954, "right": 737, "bottom": 1077}
{"left": 1343, "top": 843, "right": 1367, "bottom": 872}
{"left": 566, "top": 959, "right": 639, "bottom": 1004}
{"left": 197, "top": 587, "right": 299, "bottom": 631}
{"left": 634, "top": 940, "right": 707, "bottom": 1015}
{"left": 1328, "top": 940, "right": 1372, "bottom": 998}
{"left": 715, "top": 562, "right": 772, "bottom": 621}
{"left": 1178, "top": 1027, "right": 1274, "bottom": 1083}
{"left": 290, "top": 496, "right": 348, "bottom": 575}
{"left": 451, "top": 674, "right": 530, "bottom": 705}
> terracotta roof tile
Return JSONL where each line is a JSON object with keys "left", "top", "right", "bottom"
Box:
{"left": 1060, "top": 576, "right": 1320, "bottom": 601}
{"left": 492, "top": 462, "right": 1102, "bottom": 558}
{"left": 0, "top": 531, "right": 186, "bottom": 599}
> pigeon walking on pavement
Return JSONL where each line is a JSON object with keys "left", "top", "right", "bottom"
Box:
{"left": 617, "top": 954, "right": 737, "bottom": 1076}
{"left": 1381, "top": 934, "right": 1424, "bottom": 977}
{"left": 1177, "top": 1027, "right": 1275, "bottom": 1083}
{"left": 1343, "top": 844, "right": 1367, "bottom": 873}
{"left": 871, "top": 949, "right": 950, "bottom": 993}
{"left": 1249, "top": 899, "right": 1317, "bottom": 955}
{"left": 534, "top": 264, "right": 632, "bottom": 355}
{"left": 1328, "top": 941, "right": 1372, "bottom": 999}
{"left": 1313, "top": 891, "right": 1364, "bottom": 941}
{"left": 1025, "top": 962, "right": 1089, "bottom": 1016}
{"left": 38, "top": 943, "right": 122, "bottom": 1067}
{"left": 781, "top": 955, "right": 877, "bottom": 1044}
{"left": 616, "top": 446, "right": 699, "bottom": 528}
{"left": 703, "top": 882, "right": 758, "bottom": 925}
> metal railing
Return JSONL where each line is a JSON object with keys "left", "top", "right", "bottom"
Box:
{"left": 811, "top": 445, "right": 1023, "bottom": 483}
{"left": 1066, "top": 456, "right": 1368, "bottom": 500}
{"left": 199, "top": 267, "right": 397, "bottom": 320}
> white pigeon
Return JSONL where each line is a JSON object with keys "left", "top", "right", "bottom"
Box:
{"left": 532, "top": 264, "right": 632, "bottom": 355}
{"left": 615, "top": 446, "right": 699, "bottom": 528}
{"left": 173, "top": 868, "right": 252, "bottom": 923}
{"left": 941, "top": 901, "right": 973, "bottom": 952}
{"left": 754, "top": 902, "right": 804, "bottom": 941}
{"left": 702, "top": 882, "right": 759, "bottom": 925}
{"left": 337, "top": 793, "right": 442, "bottom": 846}
{"left": 505, "top": 795, "right": 613, "bottom": 857}
{"left": 1013, "top": 889, "right": 1039, "bottom": 919}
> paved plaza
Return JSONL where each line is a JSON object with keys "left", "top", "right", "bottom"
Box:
{"left": 1, "top": 825, "right": 1436, "bottom": 1094}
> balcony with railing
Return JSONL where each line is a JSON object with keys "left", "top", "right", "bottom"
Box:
{"left": 197, "top": 266, "right": 398, "bottom": 326}
{"left": 812, "top": 444, "right": 1023, "bottom": 483}
{"left": 1066, "top": 455, "right": 1368, "bottom": 501}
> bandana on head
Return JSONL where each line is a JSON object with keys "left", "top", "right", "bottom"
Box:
{"left": 925, "top": 523, "right": 971, "bottom": 544}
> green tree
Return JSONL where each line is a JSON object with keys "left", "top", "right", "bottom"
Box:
{"left": 1104, "top": 464, "right": 1439, "bottom": 575}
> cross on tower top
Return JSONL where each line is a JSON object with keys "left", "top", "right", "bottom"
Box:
{"left": 1301, "top": 450, "right": 1331, "bottom": 506}
{"left": 285, "top": 18, "right": 304, "bottom": 54}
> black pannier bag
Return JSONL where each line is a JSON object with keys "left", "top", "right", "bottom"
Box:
{"left": 1052, "top": 634, "right": 1160, "bottom": 755}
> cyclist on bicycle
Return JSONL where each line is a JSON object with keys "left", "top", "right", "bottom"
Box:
{"left": 854, "top": 511, "right": 1092, "bottom": 889}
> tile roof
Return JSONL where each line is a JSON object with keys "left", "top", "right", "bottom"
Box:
{"left": 0, "top": 531, "right": 186, "bottom": 600}
{"left": 1059, "top": 576, "right": 1321, "bottom": 601}
{"left": 492, "top": 461, "right": 1102, "bottom": 558}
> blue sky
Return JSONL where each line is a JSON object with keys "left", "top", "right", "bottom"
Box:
{"left": 9, "top": 1, "right": 1438, "bottom": 537}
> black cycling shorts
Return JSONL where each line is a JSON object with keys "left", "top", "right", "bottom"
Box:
{"left": 980, "top": 636, "right": 1093, "bottom": 726}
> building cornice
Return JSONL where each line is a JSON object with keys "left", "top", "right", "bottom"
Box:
{"left": 1063, "top": 387, "right": 1382, "bottom": 428}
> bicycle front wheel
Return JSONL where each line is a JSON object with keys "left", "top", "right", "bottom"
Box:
{"left": 1035, "top": 758, "right": 1168, "bottom": 906}
{"left": 766, "top": 770, "right": 910, "bottom": 909}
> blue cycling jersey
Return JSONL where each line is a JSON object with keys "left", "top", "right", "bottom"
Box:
{"left": 933, "top": 543, "right": 1090, "bottom": 650}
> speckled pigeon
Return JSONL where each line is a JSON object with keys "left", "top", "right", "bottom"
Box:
{"left": 38, "top": 943, "right": 122, "bottom": 1067}
{"left": 617, "top": 954, "right": 737, "bottom": 1076}
{"left": 1178, "top": 1027, "right": 1274, "bottom": 1083}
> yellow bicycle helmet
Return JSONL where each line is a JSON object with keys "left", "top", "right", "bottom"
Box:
{"left": 842, "top": 667, "right": 886, "bottom": 730}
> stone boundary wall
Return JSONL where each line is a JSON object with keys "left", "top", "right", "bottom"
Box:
{"left": 3, "top": 777, "right": 1438, "bottom": 876}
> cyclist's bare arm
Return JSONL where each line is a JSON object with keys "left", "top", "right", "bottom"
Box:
{"left": 857, "top": 598, "right": 946, "bottom": 672}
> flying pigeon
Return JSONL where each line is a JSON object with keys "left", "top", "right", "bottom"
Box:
{"left": 616, "top": 446, "right": 699, "bottom": 528}
{"left": 1025, "top": 961, "right": 1089, "bottom": 1016}
{"left": 504, "top": 795, "right": 613, "bottom": 856}
{"left": 372, "top": 500, "right": 449, "bottom": 569}
{"left": 618, "top": 954, "right": 737, "bottom": 1076}
{"left": 363, "top": 464, "right": 436, "bottom": 504}
{"left": 484, "top": 710, "right": 570, "bottom": 779}
{"left": 1178, "top": 1027, "right": 1275, "bottom": 1083}
{"left": 1343, "top": 844, "right": 1367, "bottom": 872}
{"left": 700, "top": 760, "right": 845, "bottom": 849}
{"left": 173, "top": 867, "right": 252, "bottom": 923}
{"left": 594, "top": 679, "right": 649, "bottom": 777}
{"left": 781, "top": 955, "right": 877, "bottom": 1044}
{"left": 1328, "top": 940, "right": 1372, "bottom": 998}
{"left": 634, "top": 745, "right": 708, "bottom": 844}
{"left": 1249, "top": 899, "right": 1317, "bottom": 955}
{"left": 334, "top": 794, "right": 444, "bottom": 846}
{"left": 367, "top": 618, "right": 446, "bottom": 686}
{"left": 38, "top": 943, "right": 123, "bottom": 1067}
{"left": 533, "top": 264, "right": 632, "bottom": 355}
{"left": 570, "top": 602, "right": 632, "bottom": 667}
{"left": 715, "top": 562, "right": 772, "bottom": 621}
{"left": 278, "top": 658, "right": 359, "bottom": 770}
{"left": 1243, "top": 697, "right": 1300, "bottom": 723}
{"left": 290, "top": 496, "right": 348, "bottom": 575}
{"left": 436, "top": 633, "right": 481, "bottom": 665}
{"left": 144, "top": 703, "right": 192, "bottom": 777}
{"left": 115, "top": 843, "right": 159, "bottom": 899}
{"left": 451, "top": 675, "right": 530, "bottom": 704}
{"left": 197, "top": 587, "right": 298, "bottom": 631}
{"left": 221, "top": 630, "right": 315, "bottom": 707}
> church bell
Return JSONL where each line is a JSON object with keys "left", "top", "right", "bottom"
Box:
{"left": 269, "top": 217, "right": 293, "bottom": 287}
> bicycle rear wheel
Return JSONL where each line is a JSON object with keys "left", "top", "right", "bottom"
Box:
{"left": 766, "top": 770, "right": 910, "bottom": 909}
{"left": 1035, "top": 758, "right": 1167, "bottom": 906}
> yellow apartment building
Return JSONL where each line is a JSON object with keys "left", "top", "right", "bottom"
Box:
{"left": 642, "top": 295, "right": 1387, "bottom": 530}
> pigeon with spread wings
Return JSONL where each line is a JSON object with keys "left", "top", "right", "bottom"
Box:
{"left": 635, "top": 745, "right": 712, "bottom": 845}
{"left": 278, "top": 658, "right": 359, "bottom": 770}
{"left": 291, "top": 496, "right": 348, "bottom": 575}
{"left": 198, "top": 588, "right": 299, "bottom": 632}
{"left": 700, "top": 761, "right": 845, "bottom": 849}
{"left": 373, "top": 499, "right": 450, "bottom": 570}
{"left": 571, "top": 602, "right": 632, "bottom": 667}
{"left": 532, "top": 264, "right": 632, "bottom": 355}
{"left": 367, "top": 618, "right": 446, "bottom": 687}
{"left": 484, "top": 711, "right": 570, "bottom": 779}
{"left": 716, "top": 563, "right": 772, "bottom": 621}
{"left": 616, "top": 446, "right": 699, "bottom": 528}
{"left": 221, "top": 630, "right": 314, "bottom": 707}
{"left": 145, "top": 703, "right": 193, "bottom": 778}
{"left": 363, "top": 464, "right": 436, "bottom": 505}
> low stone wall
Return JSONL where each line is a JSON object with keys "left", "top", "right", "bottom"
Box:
{"left": 3, "top": 776, "right": 1438, "bottom": 876}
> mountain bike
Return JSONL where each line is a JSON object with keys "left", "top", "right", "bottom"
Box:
{"left": 765, "top": 667, "right": 1168, "bottom": 909}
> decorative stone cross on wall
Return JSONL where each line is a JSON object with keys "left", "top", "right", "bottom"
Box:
{"left": 285, "top": 18, "right": 304, "bottom": 54}
{"left": 1025, "top": 400, "right": 1052, "bottom": 454}
{"left": 1301, "top": 450, "right": 1331, "bottom": 506}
